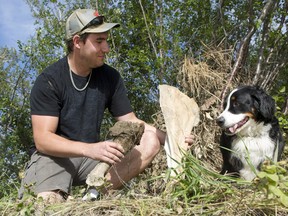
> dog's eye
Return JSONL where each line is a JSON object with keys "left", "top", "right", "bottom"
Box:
{"left": 233, "top": 101, "right": 239, "bottom": 107}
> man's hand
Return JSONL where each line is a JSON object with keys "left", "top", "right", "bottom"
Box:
{"left": 83, "top": 141, "right": 125, "bottom": 164}
{"left": 185, "top": 134, "right": 195, "bottom": 149}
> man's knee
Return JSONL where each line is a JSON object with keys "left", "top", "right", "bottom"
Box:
{"left": 140, "top": 130, "right": 161, "bottom": 158}
{"left": 37, "top": 191, "right": 66, "bottom": 203}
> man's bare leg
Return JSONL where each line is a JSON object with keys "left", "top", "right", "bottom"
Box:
{"left": 37, "top": 191, "right": 65, "bottom": 203}
{"left": 105, "top": 130, "right": 161, "bottom": 189}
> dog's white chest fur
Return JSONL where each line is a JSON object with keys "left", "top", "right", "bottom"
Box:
{"left": 231, "top": 123, "right": 275, "bottom": 180}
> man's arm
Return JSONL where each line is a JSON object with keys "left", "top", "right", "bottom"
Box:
{"left": 31, "top": 115, "right": 125, "bottom": 164}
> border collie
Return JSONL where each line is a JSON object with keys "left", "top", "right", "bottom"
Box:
{"left": 216, "top": 86, "right": 284, "bottom": 180}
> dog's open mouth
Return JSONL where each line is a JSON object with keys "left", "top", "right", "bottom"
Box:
{"left": 226, "top": 116, "right": 249, "bottom": 134}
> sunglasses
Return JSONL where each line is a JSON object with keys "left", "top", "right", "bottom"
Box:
{"left": 81, "top": 16, "right": 105, "bottom": 31}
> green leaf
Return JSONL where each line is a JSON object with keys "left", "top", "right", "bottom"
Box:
{"left": 280, "top": 194, "right": 288, "bottom": 207}
{"left": 262, "top": 165, "right": 277, "bottom": 174}
{"left": 279, "top": 86, "right": 286, "bottom": 93}
{"left": 268, "top": 185, "right": 288, "bottom": 207}
{"left": 270, "top": 173, "right": 280, "bottom": 182}
{"left": 258, "top": 172, "right": 279, "bottom": 184}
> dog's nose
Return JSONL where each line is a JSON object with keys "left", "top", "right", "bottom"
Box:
{"left": 216, "top": 116, "right": 225, "bottom": 126}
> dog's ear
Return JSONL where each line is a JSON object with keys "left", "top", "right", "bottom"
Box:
{"left": 251, "top": 86, "right": 275, "bottom": 122}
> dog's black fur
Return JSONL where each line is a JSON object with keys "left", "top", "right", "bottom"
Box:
{"left": 216, "top": 86, "right": 284, "bottom": 180}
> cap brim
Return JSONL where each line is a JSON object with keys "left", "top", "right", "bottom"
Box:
{"left": 82, "top": 23, "right": 120, "bottom": 34}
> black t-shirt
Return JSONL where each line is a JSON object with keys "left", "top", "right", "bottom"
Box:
{"left": 30, "top": 56, "right": 133, "bottom": 143}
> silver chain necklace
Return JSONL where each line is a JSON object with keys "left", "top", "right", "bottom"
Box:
{"left": 69, "top": 68, "right": 92, "bottom": 91}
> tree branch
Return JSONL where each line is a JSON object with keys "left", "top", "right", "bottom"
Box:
{"left": 221, "top": 0, "right": 277, "bottom": 104}
{"left": 138, "top": 0, "right": 158, "bottom": 58}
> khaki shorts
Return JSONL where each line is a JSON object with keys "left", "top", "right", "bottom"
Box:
{"left": 18, "top": 151, "right": 99, "bottom": 199}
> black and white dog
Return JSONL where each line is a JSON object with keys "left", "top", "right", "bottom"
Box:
{"left": 216, "top": 86, "right": 284, "bottom": 180}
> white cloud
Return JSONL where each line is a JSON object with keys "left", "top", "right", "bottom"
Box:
{"left": 0, "top": 0, "right": 35, "bottom": 49}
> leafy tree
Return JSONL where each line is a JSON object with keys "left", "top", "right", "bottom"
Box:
{"left": 0, "top": 47, "right": 32, "bottom": 197}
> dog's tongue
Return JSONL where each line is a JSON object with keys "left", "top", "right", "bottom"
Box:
{"left": 229, "top": 124, "right": 238, "bottom": 133}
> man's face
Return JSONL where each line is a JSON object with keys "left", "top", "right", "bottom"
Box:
{"left": 79, "top": 32, "right": 110, "bottom": 68}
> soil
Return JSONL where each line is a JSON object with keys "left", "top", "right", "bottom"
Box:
{"left": 107, "top": 121, "right": 145, "bottom": 152}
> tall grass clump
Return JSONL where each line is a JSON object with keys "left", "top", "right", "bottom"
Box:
{"left": 166, "top": 152, "right": 288, "bottom": 215}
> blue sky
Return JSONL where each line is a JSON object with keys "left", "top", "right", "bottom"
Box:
{"left": 0, "top": 0, "right": 35, "bottom": 49}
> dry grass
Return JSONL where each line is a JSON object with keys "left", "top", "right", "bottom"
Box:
{"left": 178, "top": 59, "right": 223, "bottom": 103}
{"left": 4, "top": 161, "right": 287, "bottom": 215}
{"left": 177, "top": 45, "right": 232, "bottom": 104}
